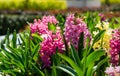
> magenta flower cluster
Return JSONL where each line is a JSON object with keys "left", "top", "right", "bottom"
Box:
{"left": 40, "top": 31, "right": 64, "bottom": 67}
{"left": 64, "top": 14, "right": 91, "bottom": 49}
{"left": 109, "top": 29, "right": 120, "bottom": 65}
{"left": 105, "top": 65, "right": 120, "bottom": 76}
{"left": 30, "top": 16, "right": 64, "bottom": 67}
{"left": 30, "top": 16, "right": 58, "bottom": 34}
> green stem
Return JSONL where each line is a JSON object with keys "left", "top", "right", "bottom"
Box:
{"left": 44, "top": 69, "right": 49, "bottom": 76}
{"left": 83, "top": 38, "right": 90, "bottom": 76}
{"left": 61, "top": 27, "right": 69, "bottom": 56}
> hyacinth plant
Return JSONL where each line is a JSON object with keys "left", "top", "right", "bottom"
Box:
{"left": 0, "top": 12, "right": 120, "bottom": 76}
{"left": 30, "top": 14, "right": 108, "bottom": 76}
{"left": 56, "top": 14, "right": 108, "bottom": 76}
{"left": 105, "top": 28, "right": 120, "bottom": 76}
{"left": 0, "top": 29, "right": 44, "bottom": 76}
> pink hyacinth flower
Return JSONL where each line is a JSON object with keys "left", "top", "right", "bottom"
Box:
{"left": 105, "top": 66, "right": 115, "bottom": 76}
{"left": 64, "top": 14, "right": 91, "bottom": 49}
{"left": 109, "top": 29, "right": 120, "bottom": 65}
{"left": 115, "top": 66, "right": 120, "bottom": 73}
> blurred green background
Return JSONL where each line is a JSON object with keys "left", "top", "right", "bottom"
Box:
{"left": 0, "top": 0, "right": 120, "bottom": 11}
{"left": 0, "top": 0, "right": 67, "bottom": 10}
{"left": 101, "top": 0, "right": 120, "bottom": 4}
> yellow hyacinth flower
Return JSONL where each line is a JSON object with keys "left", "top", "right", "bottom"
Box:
{"left": 93, "top": 21, "right": 112, "bottom": 54}
{"left": 95, "top": 21, "right": 109, "bottom": 30}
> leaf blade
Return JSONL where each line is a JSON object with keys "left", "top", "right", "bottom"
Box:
{"left": 86, "top": 49, "right": 105, "bottom": 67}
{"left": 56, "top": 64, "right": 77, "bottom": 76}
{"left": 57, "top": 53, "right": 83, "bottom": 76}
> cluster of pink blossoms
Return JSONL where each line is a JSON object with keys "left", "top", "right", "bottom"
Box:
{"left": 105, "top": 29, "right": 120, "bottom": 76}
{"left": 30, "top": 16, "right": 64, "bottom": 67}
{"left": 30, "top": 16, "right": 58, "bottom": 34}
{"left": 40, "top": 31, "right": 64, "bottom": 67}
{"left": 105, "top": 65, "right": 120, "bottom": 76}
{"left": 109, "top": 29, "right": 120, "bottom": 65}
{"left": 64, "top": 14, "right": 91, "bottom": 49}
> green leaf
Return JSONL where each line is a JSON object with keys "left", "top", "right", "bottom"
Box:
{"left": 0, "top": 30, "right": 45, "bottom": 75}
{"left": 32, "top": 43, "right": 40, "bottom": 61}
{"left": 56, "top": 14, "right": 65, "bottom": 28}
{"left": 70, "top": 44, "right": 83, "bottom": 69}
{"left": 48, "top": 23, "right": 56, "bottom": 32}
{"left": 30, "top": 40, "right": 35, "bottom": 51}
{"left": 5, "top": 28, "right": 10, "bottom": 46}
{"left": 3, "top": 70, "right": 16, "bottom": 76}
{"left": 92, "top": 30, "right": 105, "bottom": 45}
{"left": 7, "top": 45, "right": 22, "bottom": 61}
{"left": 63, "top": 34, "right": 69, "bottom": 56}
{"left": 31, "top": 33, "right": 43, "bottom": 42}
{"left": 56, "top": 65, "right": 77, "bottom": 76}
{"left": 31, "top": 63, "right": 45, "bottom": 76}
{"left": 1, "top": 48, "right": 19, "bottom": 61}
{"left": 12, "top": 60, "right": 25, "bottom": 73}
{"left": 19, "top": 34, "right": 25, "bottom": 45}
{"left": 86, "top": 64, "right": 94, "bottom": 76}
{"left": 0, "top": 38, "right": 6, "bottom": 49}
{"left": 1, "top": 51, "right": 25, "bottom": 73}
{"left": 93, "top": 57, "right": 109, "bottom": 72}
{"left": 12, "top": 30, "right": 17, "bottom": 48}
{"left": 51, "top": 51, "right": 61, "bottom": 76}
{"left": 78, "top": 32, "right": 84, "bottom": 60}
{"left": 51, "top": 63, "right": 57, "bottom": 76}
{"left": 86, "top": 49, "right": 105, "bottom": 67}
{"left": 52, "top": 51, "right": 60, "bottom": 65}
{"left": 57, "top": 53, "right": 83, "bottom": 76}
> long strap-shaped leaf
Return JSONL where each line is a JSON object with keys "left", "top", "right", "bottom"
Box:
{"left": 70, "top": 44, "right": 83, "bottom": 69}
{"left": 86, "top": 64, "right": 94, "bottom": 76}
{"left": 31, "top": 63, "right": 45, "bottom": 76}
{"left": 86, "top": 49, "right": 105, "bottom": 67}
{"left": 78, "top": 32, "right": 84, "bottom": 60}
{"left": 57, "top": 53, "right": 83, "bottom": 76}
{"left": 57, "top": 64, "right": 77, "bottom": 76}
{"left": 93, "top": 57, "right": 109, "bottom": 72}
{"left": 12, "top": 30, "right": 17, "bottom": 48}
{"left": 32, "top": 43, "right": 40, "bottom": 61}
